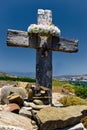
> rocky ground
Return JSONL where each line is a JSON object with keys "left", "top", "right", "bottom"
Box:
{"left": 0, "top": 81, "right": 87, "bottom": 130}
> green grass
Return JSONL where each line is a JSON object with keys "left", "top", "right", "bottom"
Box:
{"left": 74, "top": 86, "right": 87, "bottom": 99}
{"left": 0, "top": 76, "right": 36, "bottom": 82}
{"left": 52, "top": 79, "right": 68, "bottom": 86}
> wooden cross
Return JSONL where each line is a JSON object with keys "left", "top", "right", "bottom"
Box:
{"left": 7, "top": 9, "right": 78, "bottom": 104}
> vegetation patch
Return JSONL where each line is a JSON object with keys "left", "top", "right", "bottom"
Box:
{"left": 74, "top": 86, "right": 87, "bottom": 99}
{"left": 52, "top": 79, "right": 75, "bottom": 94}
{"left": 52, "top": 79, "right": 68, "bottom": 92}
{"left": 62, "top": 83, "right": 75, "bottom": 94}
{"left": 60, "top": 96, "right": 87, "bottom": 106}
{"left": 0, "top": 76, "right": 36, "bottom": 82}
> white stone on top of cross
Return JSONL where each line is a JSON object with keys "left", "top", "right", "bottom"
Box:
{"left": 7, "top": 9, "right": 78, "bottom": 104}
{"left": 38, "top": 9, "right": 52, "bottom": 24}
{"left": 28, "top": 9, "right": 61, "bottom": 37}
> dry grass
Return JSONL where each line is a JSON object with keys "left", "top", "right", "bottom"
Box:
{"left": 52, "top": 85, "right": 62, "bottom": 93}
{"left": 60, "top": 96, "right": 87, "bottom": 106}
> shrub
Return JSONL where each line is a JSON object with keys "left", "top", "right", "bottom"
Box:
{"left": 74, "top": 87, "right": 87, "bottom": 99}
{"left": 62, "top": 83, "right": 75, "bottom": 94}
{"left": 0, "top": 76, "right": 36, "bottom": 82}
{"left": 60, "top": 96, "right": 87, "bottom": 106}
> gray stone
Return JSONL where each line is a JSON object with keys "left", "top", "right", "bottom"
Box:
{"left": 33, "top": 125, "right": 38, "bottom": 130}
{"left": 25, "top": 102, "right": 50, "bottom": 110}
{"left": 33, "top": 99, "right": 44, "bottom": 105}
{"left": 22, "top": 106, "right": 32, "bottom": 111}
{"left": 35, "top": 105, "right": 87, "bottom": 130}
{"left": 23, "top": 101, "right": 30, "bottom": 107}
{"left": 0, "top": 125, "right": 26, "bottom": 130}
{"left": 31, "top": 120, "right": 38, "bottom": 130}
{"left": 67, "top": 123, "right": 84, "bottom": 130}
{"left": 1, "top": 85, "right": 27, "bottom": 104}
{"left": 19, "top": 108, "right": 32, "bottom": 118}
{"left": 56, "top": 123, "right": 85, "bottom": 130}
{"left": 0, "top": 111, "right": 33, "bottom": 130}
{"left": 31, "top": 120, "right": 36, "bottom": 126}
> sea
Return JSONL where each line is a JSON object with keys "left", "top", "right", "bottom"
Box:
{"left": 8, "top": 72, "right": 35, "bottom": 78}
{"left": 69, "top": 81, "right": 87, "bottom": 86}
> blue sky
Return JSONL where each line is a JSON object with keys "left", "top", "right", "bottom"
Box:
{"left": 0, "top": 0, "right": 87, "bottom": 76}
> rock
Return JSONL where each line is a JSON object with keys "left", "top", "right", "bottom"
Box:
{"left": 17, "top": 82, "right": 29, "bottom": 89}
{"left": 40, "top": 90, "right": 45, "bottom": 94}
{"left": 1, "top": 85, "right": 27, "bottom": 104}
{"left": 22, "top": 106, "right": 32, "bottom": 111}
{"left": 3, "top": 103, "right": 20, "bottom": 113}
{"left": 19, "top": 108, "right": 32, "bottom": 118}
{"left": 35, "top": 105, "right": 87, "bottom": 130}
{"left": 24, "top": 101, "right": 31, "bottom": 107}
{"left": 33, "top": 125, "right": 38, "bottom": 130}
{"left": 28, "top": 88, "right": 34, "bottom": 101}
{"left": 0, "top": 111, "right": 33, "bottom": 130}
{"left": 56, "top": 123, "right": 85, "bottom": 130}
{"left": 15, "top": 87, "right": 27, "bottom": 98}
{"left": 67, "top": 123, "right": 84, "bottom": 130}
{"left": 0, "top": 104, "right": 8, "bottom": 111}
{"left": 0, "top": 125, "right": 26, "bottom": 130}
{"left": 31, "top": 120, "right": 37, "bottom": 125}
{"left": 7, "top": 93, "right": 24, "bottom": 106}
{"left": 31, "top": 120, "right": 38, "bottom": 130}
{"left": 33, "top": 96, "right": 50, "bottom": 105}
{"left": 24, "top": 102, "right": 50, "bottom": 110}
{"left": 38, "top": 86, "right": 50, "bottom": 91}
{"left": 33, "top": 99, "right": 44, "bottom": 105}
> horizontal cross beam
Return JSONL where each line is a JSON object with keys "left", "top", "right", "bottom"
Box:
{"left": 7, "top": 29, "right": 78, "bottom": 53}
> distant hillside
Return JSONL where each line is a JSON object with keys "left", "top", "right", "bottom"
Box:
{"left": 0, "top": 71, "right": 36, "bottom": 82}
{"left": 0, "top": 71, "right": 35, "bottom": 78}
{"left": 54, "top": 74, "right": 87, "bottom": 82}
{"left": 0, "top": 72, "right": 15, "bottom": 77}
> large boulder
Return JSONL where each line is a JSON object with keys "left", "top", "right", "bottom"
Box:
{"left": 0, "top": 111, "right": 33, "bottom": 130}
{"left": 35, "top": 105, "right": 87, "bottom": 130}
{"left": 1, "top": 85, "right": 27, "bottom": 104}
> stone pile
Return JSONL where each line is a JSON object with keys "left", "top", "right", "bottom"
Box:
{"left": 0, "top": 83, "right": 87, "bottom": 130}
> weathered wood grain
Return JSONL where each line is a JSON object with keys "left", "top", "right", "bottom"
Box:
{"left": 52, "top": 36, "right": 78, "bottom": 53}
{"left": 7, "top": 29, "right": 29, "bottom": 47}
{"left": 36, "top": 9, "right": 52, "bottom": 104}
{"left": 7, "top": 29, "right": 78, "bottom": 52}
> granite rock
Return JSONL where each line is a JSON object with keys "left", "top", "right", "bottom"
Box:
{"left": 35, "top": 105, "right": 87, "bottom": 130}
{"left": 0, "top": 111, "right": 33, "bottom": 130}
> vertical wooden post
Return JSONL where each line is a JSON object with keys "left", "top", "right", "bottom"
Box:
{"left": 36, "top": 9, "right": 52, "bottom": 104}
